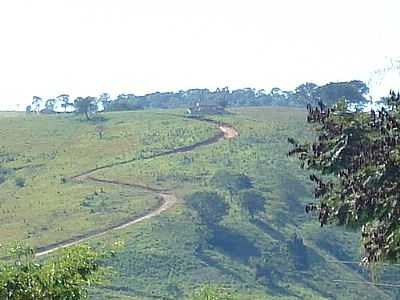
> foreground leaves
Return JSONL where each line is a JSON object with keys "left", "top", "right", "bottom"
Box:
{"left": 0, "top": 244, "right": 103, "bottom": 300}
{"left": 288, "top": 92, "right": 400, "bottom": 263}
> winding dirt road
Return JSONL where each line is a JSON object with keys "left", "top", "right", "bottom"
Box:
{"left": 34, "top": 118, "right": 238, "bottom": 257}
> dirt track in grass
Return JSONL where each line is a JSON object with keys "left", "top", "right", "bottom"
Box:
{"left": 34, "top": 117, "right": 238, "bottom": 257}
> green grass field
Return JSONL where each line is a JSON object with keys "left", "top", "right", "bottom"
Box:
{"left": 1, "top": 108, "right": 398, "bottom": 299}
{"left": 0, "top": 111, "right": 215, "bottom": 250}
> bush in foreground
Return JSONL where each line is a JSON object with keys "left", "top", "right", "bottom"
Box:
{"left": 0, "top": 244, "right": 103, "bottom": 300}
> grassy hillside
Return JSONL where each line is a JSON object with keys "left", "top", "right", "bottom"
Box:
{"left": 0, "top": 111, "right": 215, "bottom": 250}
{"left": 0, "top": 108, "right": 398, "bottom": 299}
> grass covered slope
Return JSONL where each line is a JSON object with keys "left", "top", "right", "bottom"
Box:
{"left": 89, "top": 108, "right": 395, "bottom": 299}
{"left": 0, "top": 108, "right": 396, "bottom": 299}
{"left": 0, "top": 111, "right": 215, "bottom": 252}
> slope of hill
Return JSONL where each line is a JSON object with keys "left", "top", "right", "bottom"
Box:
{"left": 0, "top": 108, "right": 397, "bottom": 299}
{"left": 0, "top": 111, "right": 216, "bottom": 251}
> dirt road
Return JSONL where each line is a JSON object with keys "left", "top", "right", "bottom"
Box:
{"left": 34, "top": 119, "right": 238, "bottom": 257}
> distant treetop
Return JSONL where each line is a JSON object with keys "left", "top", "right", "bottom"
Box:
{"left": 26, "top": 80, "right": 369, "bottom": 114}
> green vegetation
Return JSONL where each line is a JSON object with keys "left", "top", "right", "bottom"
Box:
{"left": 185, "top": 191, "right": 228, "bottom": 227}
{"left": 0, "top": 244, "right": 102, "bottom": 299}
{"left": 188, "top": 285, "right": 234, "bottom": 300}
{"left": 238, "top": 190, "right": 266, "bottom": 219}
{"left": 288, "top": 92, "right": 400, "bottom": 263}
{"left": 26, "top": 80, "right": 368, "bottom": 114}
{"left": 211, "top": 170, "right": 253, "bottom": 201}
{"left": 1, "top": 106, "right": 398, "bottom": 299}
{"left": 15, "top": 177, "right": 25, "bottom": 188}
{"left": 0, "top": 111, "right": 215, "bottom": 253}
{"left": 74, "top": 97, "right": 97, "bottom": 120}
{"left": 88, "top": 107, "right": 396, "bottom": 299}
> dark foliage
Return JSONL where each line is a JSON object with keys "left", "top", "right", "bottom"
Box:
{"left": 29, "top": 80, "right": 368, "bottom": 114}
{"left": 211, "top": 170, "right": 253, "bottom": 201}
{"left": 209, "top": 227, "right": 260, "bottom": 262}
{"left": 103, "top": 81, "right": 367, "bottom": 111}
{"left": 288, "top": 90, "right": 400, "bottom": 263}
{"left": 0, "top": 167, "right": 14, "bottom": 185}
{"left": 74, "top": 97, "right": 97, "bottom": 120}
{"left": 15, "top": 177, "right": 25, "bottom": 188}
{"left": 184, "top": 191, "right": 229, "bottom": 226}
{"left": 104, "top": 94, "right": 144, "bottom": 111}
{"left": 287, "top": 233, "right": 309, "bottom": 270}
{"left": 238, "top": 190, "right": 266, "bottom": 219}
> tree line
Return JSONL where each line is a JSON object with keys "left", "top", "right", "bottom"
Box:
{"left": 26, "top": 80, "right": 369, "bottom": 117}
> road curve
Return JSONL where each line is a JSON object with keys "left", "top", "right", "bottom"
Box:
{"left": 35, "top": 193, "right": 176, "bottom": 257}
{"left": 34, "top": 119, "right": 238, "bottom": 257}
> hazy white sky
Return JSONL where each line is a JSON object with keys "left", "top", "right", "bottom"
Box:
{"left": 0, "top": 0, "right": 399, "bottom": 109}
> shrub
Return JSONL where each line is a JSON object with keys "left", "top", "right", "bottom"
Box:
{"left": 188, "top": 285, "right": 234, "bottom": 300}
{"left": 0, "top": 244, "right": 103, "bottom": 300}
{"left": 15, "top": 177, "right": 25, "bottom": 188}
{"left": 184, "top": 191, "right": 228, "bottom": 226}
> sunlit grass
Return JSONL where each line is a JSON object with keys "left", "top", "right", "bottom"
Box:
{"left": 0, "top": 107, "right": 396, "bottom": 299}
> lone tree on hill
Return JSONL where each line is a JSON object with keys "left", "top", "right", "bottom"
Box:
{"left": 74, "top": 96, "right": 97, "bottom": 120}
{"left": 44, "top": 98, "right": 56, "bottom": 113}
{"left": 184, "top": 191, "right": 228, "bottom": 227}
{"left": 98, "top": 92, "right": 111, "bottom": 111}
{"left": 211, "top": 170, "right": 253, "bottom": 201}
{"left": 31, "top": 96, "right": 42, "bottom": 113}
{"left": 288, "top": 91, "right": 400, "bottom": 263}
{"left": 57, "top": 94, "right": 71, "bottom": 112}
{"left": 287, "top": 233, "right": 309, "bottom": 270}
{"left": 239, "top": 190, "right": 266, "bottom": 219}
